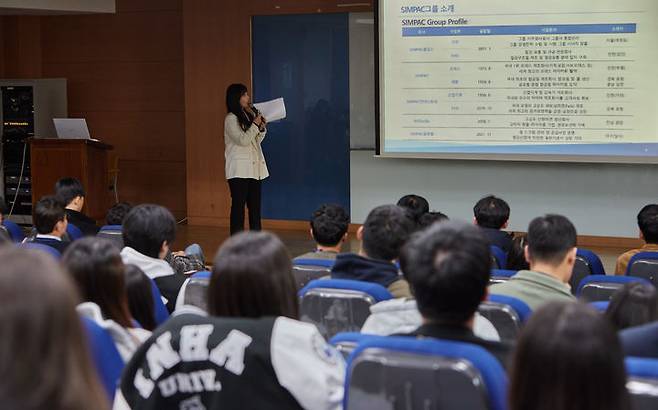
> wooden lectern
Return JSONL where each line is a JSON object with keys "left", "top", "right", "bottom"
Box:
{"left": 29, "top": 138, "right": 113, "bottom": 222}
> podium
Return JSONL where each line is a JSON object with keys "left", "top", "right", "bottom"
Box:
{"left": 29, "top": 138, "right": 113, "bottom": 222}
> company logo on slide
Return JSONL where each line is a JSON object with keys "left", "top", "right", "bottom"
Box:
{"left": 400, "top": 5, "right": 432, "bottom": 13}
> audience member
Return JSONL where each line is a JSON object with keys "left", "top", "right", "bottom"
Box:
{"left": 473, "top": 195, "right": 513, "bottom": 252}
{"left": 616, "top": 204, "right": 658, "bottom": 274}
{"left": 55, "top": 177, "right": 99, "bottom": 236}
{"left": 418, "top": 211, "right": 449, "bottom": 230}
{"left": 394, "top": 221, "right": 510, "bottom": 366}
{"left": 510, "top": 302, "right": 630, "bottom": 410}
{"left": 63, "top": 238, "right": 150, "bottom": 361}
{"left": 397, "top": 194, "right": 430, "bottom": 228}
{"left": 0, "top": 247, "right": 109, "bottom": 410}
{"left": 362, "top": 221, "right": 501, "bottom": 342}
{"left": 296, "top": 204, "right": 350, "bottom": 260}
{"left": 506, "top": 234, "right": 530, "bottom": 271}
{"left": 620, "top": 320, "right": 658, "bottom": 359}
{"left": 605, "top": 282, "right": 658, "bottom": 331}
{"left": 489, "top": 214, "right": 576, "bottom": 310}
{"left": 32, "top": 195, "right": 70, "bottom": 254}
{"left": 123, "top": 264, "right": 157, "bottom": 331}
{"left": 120, "top": 204, "right": 186, "bottom": 312}
{"left": 106, "top": 202, "right": 132, "bottom": 226}
{"left": 331, "top": 205, "right": 414, "bottom": 298}
{"left": 114, "top": 232, "right": 345, "bottom": 410}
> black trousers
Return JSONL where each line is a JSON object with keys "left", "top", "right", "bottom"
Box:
{"left": 228, "top": 178, "right": 262, "bottom": 235}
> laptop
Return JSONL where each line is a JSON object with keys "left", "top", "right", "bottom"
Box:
{"left": 53, "top": 118, "right": 92, "bottom": 140}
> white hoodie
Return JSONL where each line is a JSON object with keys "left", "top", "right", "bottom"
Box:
{"left": 360, "top": 298, "right": 500, "bottom": 341}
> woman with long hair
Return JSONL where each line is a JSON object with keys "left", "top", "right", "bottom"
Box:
{"left": 509, "top": 301, "right": 630, "bottom": 410}
{"left": 63, "top": 237, "right": 150, "bottom": 361}
{"left": 606, "top": 282, "right": 658, "bottom": 331}
{"left": 0, "top": 247, "right": 109, "bottom": 409}
{"left": 224, "top": 83, "right": 269, "bottom": 235}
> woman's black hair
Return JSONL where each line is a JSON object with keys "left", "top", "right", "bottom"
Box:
{"left": 208, "top": 231, "right": 298, "bottom": 319}
{"left": 506, "top": 234, "right": 530, "bottom": 271}
{"left": 124, "top": 264, "right": 156, "bottom": 331}
{"left": 226, "top": 83, "right": 256, "bottom": 131}
{"left": 605, "top": 282, "right": 658, "bottom": 331}
{"left": 510, "top": 302, "right": 630, "bottom": 410}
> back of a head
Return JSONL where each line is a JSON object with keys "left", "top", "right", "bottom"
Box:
{"left": 397, "top": 194, "right": 430, "bottom": 224}
{"left": 54, "top": 177, "right": 85, "bottom": 207}
{"left": 418, "top": 211, "right": 449, "bottom": 230}
{"left": 310, "top": 204, "right": 350, "bottom": 247}
{"left": 122, "top": 204, "right": 176, "bottom": 258}
{"left": 106, "top": 202, "right": 133, "bottom": 226}
{"left": 0, "top": 247, "right": 108, "bottom": 410}
{"left": 510, "top": 302, "right": 630, "bottom": 410}
{"left": 526, "top": 214, "right": 577, "bottom": 265}
{"left": 605, "top": 282, "right": 658, "bottom": 331}
{"left": 473, "top": 195, "right": 510, "bottom": 229}
{"left": 401, "top": 221, "right": 491, "bottom": 325}
{"left": 62, "top": 237, "right": 133, "bottom": 328}
{"left": 34, "top": 195, "right": 66, "bottom": 234}
{"left": 362, "top": 204, "right": 415, "bottom": 261}
{"left": 638, "top": 204, "right": 658, "bottom": 244}
{"left": 124, "top": 264, "right": 156, "bottom": 331}
{"left": 208, "top": 231, "right": 298, "bottom": 319}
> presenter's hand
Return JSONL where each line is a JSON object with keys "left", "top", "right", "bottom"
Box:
{"left": 253, "top": 114, "right": 264, "bottom": 127}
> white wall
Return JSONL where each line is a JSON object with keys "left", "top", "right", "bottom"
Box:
{"left": 350, "top": 150, "right": 658, "bottom": 238}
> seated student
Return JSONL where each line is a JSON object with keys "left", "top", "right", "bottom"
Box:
{"left": 620, "top": 320, "right": 658, "bottom": 359}
{"left": 615, "top": 204, "right": 658, "bottom": 274}
{"left": 396, "top": 221, "right": 510, "bottom": 367}
{"left": 106, "top": 202, "right": 133, "bottom": 226}
{"left": 120, "top": 204, "right": 187, "bottom": 312}
{"left": 124, "top": 264, "right": 157, "bottom": 332}
{"left": 331, "top": 204, "right": 414, "bottom": 298}
{"left": 418, "top": 211, "right": 449, "bottom": 230}
{"left": 506, "top": 234, "right": 530, "bottom": 271}
{"left": 31, "top": 196, "right": 70, "bottom": 254}
{"left": 55, "top": 177, "right": 99, "bottom": 236}
{"left": 606, "top": 282, "right": 658, "bottom": 331}
{"left": 296, "top": 204, "right": 350, "bottom": 261}
{"left": 489, "top": 214, "right": 576, "bottom": 310}
{"left": 473, "top": 195, "right": 513, "bottom": 252}
{"left": 362, "top": 221, "right": 500, "bottom": 342}
{"left": 0, "top": 247, "right": 109, "bottom": 410}
{"left": 397, "top": 194, "right": 430, "bottom": 229}
{"left": 63, "top": 238, "right": 151, "bottom": 361}
{"left": 114, "top": 231, "right": 345, "bottom": 410}
{"left": 510, "top": 302, "right": 630, "bottom": 410}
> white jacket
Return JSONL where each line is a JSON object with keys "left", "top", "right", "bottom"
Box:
{"left": 224, "top": 113, "right": 269, "bottom": 180}
{"left": 360, "top": 298, "right": 501, "bottom": 342}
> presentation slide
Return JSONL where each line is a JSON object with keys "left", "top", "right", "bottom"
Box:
{"left": 378, "top": 0, "right": 658, "bottom": 162}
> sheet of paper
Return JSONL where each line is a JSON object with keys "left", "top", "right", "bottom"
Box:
{"left": 254, "top": 97, "right": 287, "bottom": 122}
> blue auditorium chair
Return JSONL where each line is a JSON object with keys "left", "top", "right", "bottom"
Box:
{"left": 626, "top": 357, "right": 658, "bottom": 410}
{"left": 291, "top": 258, "right": 334, "bottom": 289}
{"left": 343, "top": 335, "right": 507, "bottom": 410}
{"left": 175, "top": 270, "right": 211, "bottom": 311}
{"left": 66, "top": 223, "right": 84, "bottom": 241}
{"left": 589, "top": 301, "right": 610, "bottom": 312}
{"left": 82, "top": 317, "right": 124, "bottom": 402}
{"left": 299, "top": 279, "right": 393, "bottom": 340}
{"left": 97, "top": 225, "right": 124, "bottom": 248}
{"left": 577, "top": 275, "right": 652, "bottom": 302}
{"left": 329, "top": 332, "right": 380, "bottom": 358}
{"left": 490, "top": 269, "right": 517, "bottom": 285}
{"left": 150, "top": 279, "right": 170, "bottom": 325}
{"left": 478, "top": 294, "right": 531, "bottom": 342}
{"left": 626, "top": 252, "right": 658, "bottom": 288}
{"left": 18, "top": 242, "right": 62, "bottom": 259}
{"left": 570, "top": 248, "right": 606, "bottom": 294}
{"left": 2, "top": 219, "right": 25, "bottom": 242}
{"left": 490, "top": 245, "right": 507, "bottom": 269}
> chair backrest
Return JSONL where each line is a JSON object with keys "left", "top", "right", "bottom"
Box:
{"left": 626, "top": 357, "right": 658, "bottom": 410}
{"left": 292, "top": 258, "right": 334, "bottom": 290}
{"left": 97, "top": 225, "right": 124, "bottom": 248}
{"left": 18, "top": 242, "right": 62, "bottom": 259}
{"left": 489, "top": 269, "right": 517, "bottom": 285}
{"left": 66, "top": 223, "right": 84, "bottom": 241}
{"left": 299, "top": 279, "right": 393, "bottom": 340}
{"left": 478, "top": 294, "right": 531, "bottom": 342}
{"left": 490, "top": 246, "right": 507, "bottom": 269}
{"left": 577, "top": 275, "right": 652, "bottom": 302}
{"left": 81, "top": 317, "right": 124, "bottom": 402}
{"left": 344, "top": 335, "right": 507, "bottom": 410}
{"left": 627, "top": 252, "right": 658, "bottom": 288}
{"left": 2, "top": 219, "right": 25, "bottom": 242}
{"left": 589, "top": 301, "right": 610, "bottom": 312}
{"left": 329, "top": 332, "right": 377, "bottom": 359}
{"left": 179, "top": 270, "right": 211, "bottom": 311}
{"left": 570, "top": 248, "right": 606, "bottom": 294}
{"left": 149, "top": 279, "right": 170, "bottom": 325}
